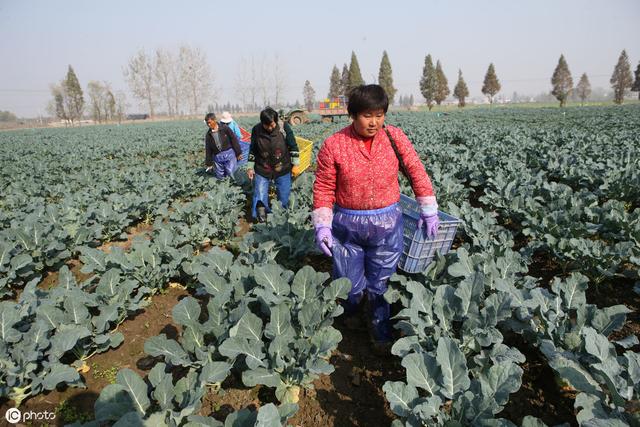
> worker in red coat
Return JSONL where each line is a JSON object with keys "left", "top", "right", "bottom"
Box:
{"left": 312, "top": 84, "right": 439, "bottom": 350}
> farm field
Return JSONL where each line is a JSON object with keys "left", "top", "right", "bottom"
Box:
{"left": 0, "top": 105, "right": 639, "bottom": 426}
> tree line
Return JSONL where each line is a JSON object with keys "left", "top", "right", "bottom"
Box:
{"left": 47, "top": 45, "right": 218, "bottom": 124}
{"left": 48, "top": 66, "right": 126, "bottom": 125}
{"left": 301, "top": 50, "right": 399, "bottom": 112}
{"left": 125, "top": 46, "right": 214, "bottom": 117}
{"left": 0, "top": 111, "right": 18, "bottom": 123}
{"left": 48, "top": 47, "right": 640, "bottom": 124}
{"left": 47, "top": 46, "right": 298, "bottom": 123}
{"left": 304, "top": 49, "right": 640, "bottom": 110}
{"left": 550, "top": 50, "right": 638, "bottom": 107}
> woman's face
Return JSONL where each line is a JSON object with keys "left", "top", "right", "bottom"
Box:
{"left": 262, "top": 121, "right": 277, "bottom": 132}
{"left": 353, "top": 109, "right": 385, "bottom": 138}
{"left": 206, "top": 118, "right": 218, "bottom": 130}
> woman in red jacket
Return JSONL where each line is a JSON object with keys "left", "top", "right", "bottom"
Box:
{"left": 312, "top": 84, "right": 439, "bottom": 349}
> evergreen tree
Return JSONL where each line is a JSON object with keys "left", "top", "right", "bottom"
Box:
{"left": 631, "top": 61, "right": 640, "bottom": 100}
{"left": 419, "top": 54, "right": 437, "bottom": 110}
{"left": 551, "top": 54, "right": 573, "bottom": 107}
{"left": 347, "top": 51, "right": 365, "bottom": 95}
{"left": 340, "top": 64, "right": 349, "bottom": 97}
{"left": 610, "top": 49, "right": 633, "bottom": 104}
{"left": 482, "top": 63, "right": 501, "bottom": 104}
{"left": 328, "top": 65, "right": 341, "bottom": 98}
{"left": 398, "top": 94, "right": 405, "bottom": 106}
{"left": 575, "top": 73, "right": 592, "bottom": 106}
{"left": 434, "top": 60, "right": 449, "bottom": 105}
{"left": 303, "top": 80, "right": 316, "bottom": 112}
{"left": 409, "top": 94, "right": 414, "bottom": 106}
{"left": 453, "top": 69, "right": 469, "bottom": 108}
{"left": 378, "top": 50, "right": 397, "bottom": 104}
{"left": 64, "top": 65, "right": 84, "bottom": 123}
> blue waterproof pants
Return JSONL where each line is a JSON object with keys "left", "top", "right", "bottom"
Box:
{"left": 332, "top": 203, "right": 403, "bottom": 342}
{"left": 251, "top": 172, "right": 292, "bottom": 219}
{"left": 214, "top": 148, "right": 238, "bottom": 179}
{"left": 237, "top": 141, "right": 251, "bottom": 167}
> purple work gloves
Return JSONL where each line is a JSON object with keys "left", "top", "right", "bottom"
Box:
{"left": 315, "top": 226, "right": 333, "bottom": 257}
{"left": 417, "top": 213, "right": 440, "bottom": 239}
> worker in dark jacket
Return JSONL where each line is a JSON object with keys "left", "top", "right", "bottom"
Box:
{"left": 247, "top": 107, "right": 299, "bottom": 222}
{"left": 204, "top": 113, "right": 242, "bottom": 179}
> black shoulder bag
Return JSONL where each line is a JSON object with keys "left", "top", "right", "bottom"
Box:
{"left": 384, "top": 126, "right": 413, "bottom": 188}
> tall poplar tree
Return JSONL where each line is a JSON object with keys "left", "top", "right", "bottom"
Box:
{"left": 551, "top": 54, "right": 573, "bottom": 107}
{"left": 631, "top": 61, "right": 640, "bottom": 100}
{"left": 48, "top": 84, "right": 68, "bottom": 124}
{"left": 64, "top": 65, "right": 84, "bottom": 123}
{"left": 419, "top": 54, "right": 437, "bottom": 110}
{"left": 87, "top": 81, "right": 106, "bottom": 123}
{"left": 106, "top": 90, "right": 116, "bottom": 121}
{"left": 328, "top": 65, "right": 341, "bottom": 98}
{"left": 347, "top": 51, "right": 365, "bottom": 95}
{"left": 378, "top": 50, "right": 397, "bottom": 104}
{"left": 434, "top": 60, "right": 449, "bottom": 105}
{"left": 303, "top": 80, "right": 316, "bottom": 112}
{"left": 575, "top": 73, "right": 591, "bottom": 106}
{"left": 610, "top": 49, "right": 633, "bottom": 104}
{"left": 124, "top": 50, "right": 158, "bottom": 117}
{"left": 482, "top": 63, "right": 501, "bottom": 104}
{"left": 453, "top": 69, "right": 469, "bottom": 108}
{"left": 340, "top": 64, "right": 349, "bottom": 97}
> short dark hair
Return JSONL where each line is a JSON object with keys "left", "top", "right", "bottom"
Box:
{"left": 204, "top": 113, "right": 216, "bottom": 122}
{"left": 260, "top": 107, "right": 278, "bottom": 125}
{"left": 347, "top": 84, "right": 389, "bottom": 117}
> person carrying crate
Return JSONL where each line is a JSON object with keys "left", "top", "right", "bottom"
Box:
{"left": 247, "top": 107, "right": 300, "bottom": 222}
{"left": 312, "top": 84, "right": 439, "bottom": 352}
{"left": 204, "top": 113, "right": 243, "bottom": 179}
{"left": 219, "top": 111, "right": 251, "bottom": 167}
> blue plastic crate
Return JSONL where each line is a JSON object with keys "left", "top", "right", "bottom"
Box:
{"left": 237, "top": 141, "right": 251, "bottom": 166}
{"left": 398, "top": 194, "right": 462, "bottom": 273}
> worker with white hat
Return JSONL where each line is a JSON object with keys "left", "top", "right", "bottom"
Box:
{"left": 220, "top": 111, "right": 250, "bottom": 167}
{"left": 219, "top": 111, "right": 242, "bottom": 141}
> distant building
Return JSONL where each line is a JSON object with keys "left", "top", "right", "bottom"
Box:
{"left": 126, "top": 114, "right": 149, "bottom": 120}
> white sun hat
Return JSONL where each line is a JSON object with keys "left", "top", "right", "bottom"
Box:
{"left": 220, "top": 111, "right": 233, "bottom": 123}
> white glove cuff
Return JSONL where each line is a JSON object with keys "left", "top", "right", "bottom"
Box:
{"left": 417, "top": 196, "right": 438, "bottom": 216}
{"left": 312, "top": 207, "right": 333, "bottom": 228}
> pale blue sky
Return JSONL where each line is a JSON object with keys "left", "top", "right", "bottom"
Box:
{"left": 1, "top": 0, "right": 638, "bottom": 117}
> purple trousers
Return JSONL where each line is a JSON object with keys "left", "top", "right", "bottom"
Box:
{"left": 332, "top": 203, "right": 403, "bottom": 342}
{"left": 214, "top": 148, "right": 237, "bottom": 179}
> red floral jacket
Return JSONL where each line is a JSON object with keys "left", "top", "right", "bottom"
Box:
{"left": 312, "top": 124, "right": 437, "bottom": 227}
